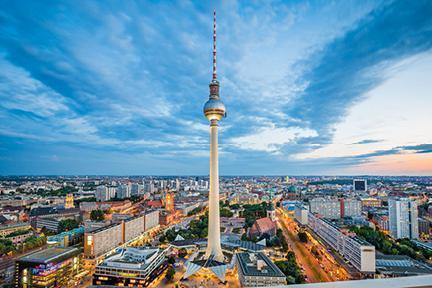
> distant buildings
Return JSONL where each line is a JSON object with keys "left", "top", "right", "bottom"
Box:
{"left": 15, "top": 247, "right": 80, "bottom": 288}
{"left": 236, "top": 252, "right": 287, "bottom": 287}
{"left": 361, "top": 197, "right": 382, "bottom": 208}
{"left": 340, "top": 198, "right": 362, "bottom": 218}
{"left": 310, "top": 197, "right": 341, "bottom": 219}
{"left": 64, "top": 193, "right": 74, "bottom": 209}
{"left": 95, "top": 185, "right": 110, "bottom": 202}
{"left": 388, "top": 198, "right": 419, "bottom": 239}
{"left": 30, "top": 207, "right": 80, "bottom": 232}
{"left": 353, "top": 179, "right": 367, "bottom": 192}
{"left": 116, "top": 184, "right": 130, "bottom": 199}
{"left": 0, "top": 222, "right": 31, "bottom": 237}
{"left": 309, "top": 197, "right": 361, "bottom": 219}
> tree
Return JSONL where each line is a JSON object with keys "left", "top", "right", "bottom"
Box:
{"left": 58, "top": 219, "right": 79, "bottom": 233}
{"left": 90, "top": 209, "right": 105, "bottom": 221}
{"left": 220, "top": 208, "right": 233, "bottom": 217}
{"left": 178, "top": 248, "right": 187, "bottom": 258}
{"left": 298, "top": 231, "right": 308, "bottom": 243}
{"left": 167, "top": 256, "right": 175, "bottom": 265}
{"left": 165, "top": 266, "right": 175, "bottom": 282}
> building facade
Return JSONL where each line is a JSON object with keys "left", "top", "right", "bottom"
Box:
{"left": 93, "top": 247, "right": 166, "bottom": 287}
{"left": 236, "top": 252, "right": 287, "bottom": 287}
{"left": 388, "top": 198, "right": 419, "bottom": 239}
{"left": 15, "top": 247, "right": 80, "bottom": 288}
{"left": 309, "top": 197, "right": 341, "bottom": 219}
{"left": 307, "top": 212, "right": 376, "bottom": 273}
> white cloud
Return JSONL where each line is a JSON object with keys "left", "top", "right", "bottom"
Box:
{"left": 297, "top": 52, "right": 432, "bottom": 160}
{"left": 229, "top": 125, "right": 317, "bottom": 153}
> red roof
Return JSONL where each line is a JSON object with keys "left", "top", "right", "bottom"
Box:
{"left": 249, "top": 217, "right": 276, "bottom": 238}
{"left": 147, "top": 200, "right": 163, "bottom": 208}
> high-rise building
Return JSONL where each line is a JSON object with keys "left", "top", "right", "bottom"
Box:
{"left": 95, "top": 185, "right": 110, "bottom": 202}
{"left": 144, "top": 182, "right": 155, "bottom": 194}
{"left": 130, "top": 183, "right": 140, "bottom": 196}
{"left": 164, "top": 191, "right": 175, "bottom": 213}
{"left": 340, "top": 198, "right": 362, "bottom": 218}
{"left": 353, "top": 179, "right": 367, "bottom": 192}
{"left": 175, "top": 178, "right": 181, "bottom": 191}
{"left": 309, "top": 197, "right": 341, "bottom": 219}
{"left": 116, "top": 185, "right": 130, "bottom": 199}
{"left": 388, "top": 198, "right": 419, "bottom": 239}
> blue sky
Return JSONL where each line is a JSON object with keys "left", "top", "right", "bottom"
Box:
{"left": 0, "top": 0, "right": 432, "bottom": 175}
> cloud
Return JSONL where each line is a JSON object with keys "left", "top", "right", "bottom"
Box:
{"left": 398, "top": 144, "right": 432, "bottom": 154}
{"left": 0, "top": 0, "right": 431, "bottom": 174}
{"left": 229, "top": 125, "right": 317, "bottom": 153}
{"left": 352, "top": 139, "right": 383, "bottom": 145}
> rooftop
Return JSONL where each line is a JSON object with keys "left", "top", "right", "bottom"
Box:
{"left": 237, "top": 252, "right": 285, "bottom": 278}
{"left": 376, "top": 254, "right": 432, "bottom": 275}
{"left": 19, "top": 247, "right": 80, "bottom": 264}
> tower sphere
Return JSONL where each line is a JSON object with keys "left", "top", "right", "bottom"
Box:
{"left": 204, "top": 98, "right": 226, "bottom": 121}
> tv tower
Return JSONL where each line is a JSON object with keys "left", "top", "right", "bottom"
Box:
{"left": 203, "top": 9, "right": 226, "bottom": 262}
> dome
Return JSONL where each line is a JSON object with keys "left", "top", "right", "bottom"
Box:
{"left": 203, "top": 98, "right": 226, "bottom": 121}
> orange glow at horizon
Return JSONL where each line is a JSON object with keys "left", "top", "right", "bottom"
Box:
{"left": 353, "top": 153, "right": 432, "bottom": 175}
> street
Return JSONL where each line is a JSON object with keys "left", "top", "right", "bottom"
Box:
{"left": 276, "top": 208, "right": 351, "bottom": 283}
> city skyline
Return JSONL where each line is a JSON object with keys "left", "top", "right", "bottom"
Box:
{"left": 1, "top": 0, "right": 432, "bottom": 175}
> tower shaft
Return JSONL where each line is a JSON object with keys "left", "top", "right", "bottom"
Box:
{"left": 205, "top": 120, "right": 224, "bottom": 261}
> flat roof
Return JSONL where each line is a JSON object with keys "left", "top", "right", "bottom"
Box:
{"left": 237, "top": 252, "right": 285, "bottom": 278}
{"left": 19, "top": 247, "right": 80, "bottom": 264}
{"left": 376, "top": 254, "right": 432, "bottom": 275}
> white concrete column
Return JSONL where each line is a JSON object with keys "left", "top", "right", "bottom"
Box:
{"left": 205, "top": 119, "right": 224, "bottom": 261}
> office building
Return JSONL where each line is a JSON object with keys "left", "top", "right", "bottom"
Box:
{"left": 236, "top": 252, "right": 287, "bottom": 287}
{"left": 353, "top": 179, "right": 367, "bottom": 192}
{"left": 143, "top": 210, "right": 159, "bottom": 231}
{"left": 93, "top": 247, "right": 166, "bottom": 287}
{"left": 116, "top": 185, "right": 130, "bottom": 199}
{"left": 84, "top": 223, "right": 123, "bottom": 259}
{"left": 340, "top": 198, "right": 362, "bottom": 217}
{"left": 308, "top": 213, "right": 375, "bottom": 273}
{"left": 388, "top": 198, "right": 419, "bottom": 239}
{"left": 95, "top": 185, "right": 110, "bottom": 202}
{"left": 309, "top": 197, "right": 341, "bottom": 219}
{"left": 294, "top": 205, "right": 309, "bottom": 225}
{"left": 15, "top": 247, "right": 80, "bottom": 288}
{"left": 418, "top": 217, "right": 430, "bottom": 236}
{"left": 84, "top": 212, "right": 159, "bottom": 259}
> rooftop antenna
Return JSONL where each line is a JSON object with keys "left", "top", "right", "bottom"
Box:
{"left": 212, "top": 9, "right": 217, "bottom": 80}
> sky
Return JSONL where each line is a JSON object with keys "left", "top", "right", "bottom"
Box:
{"left": 0, "top": 0, "right": 432, "bottom": 176}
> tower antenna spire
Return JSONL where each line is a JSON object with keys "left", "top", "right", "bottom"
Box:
{"left": 213, "top": 9, "right": 217, "bottom": 80}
